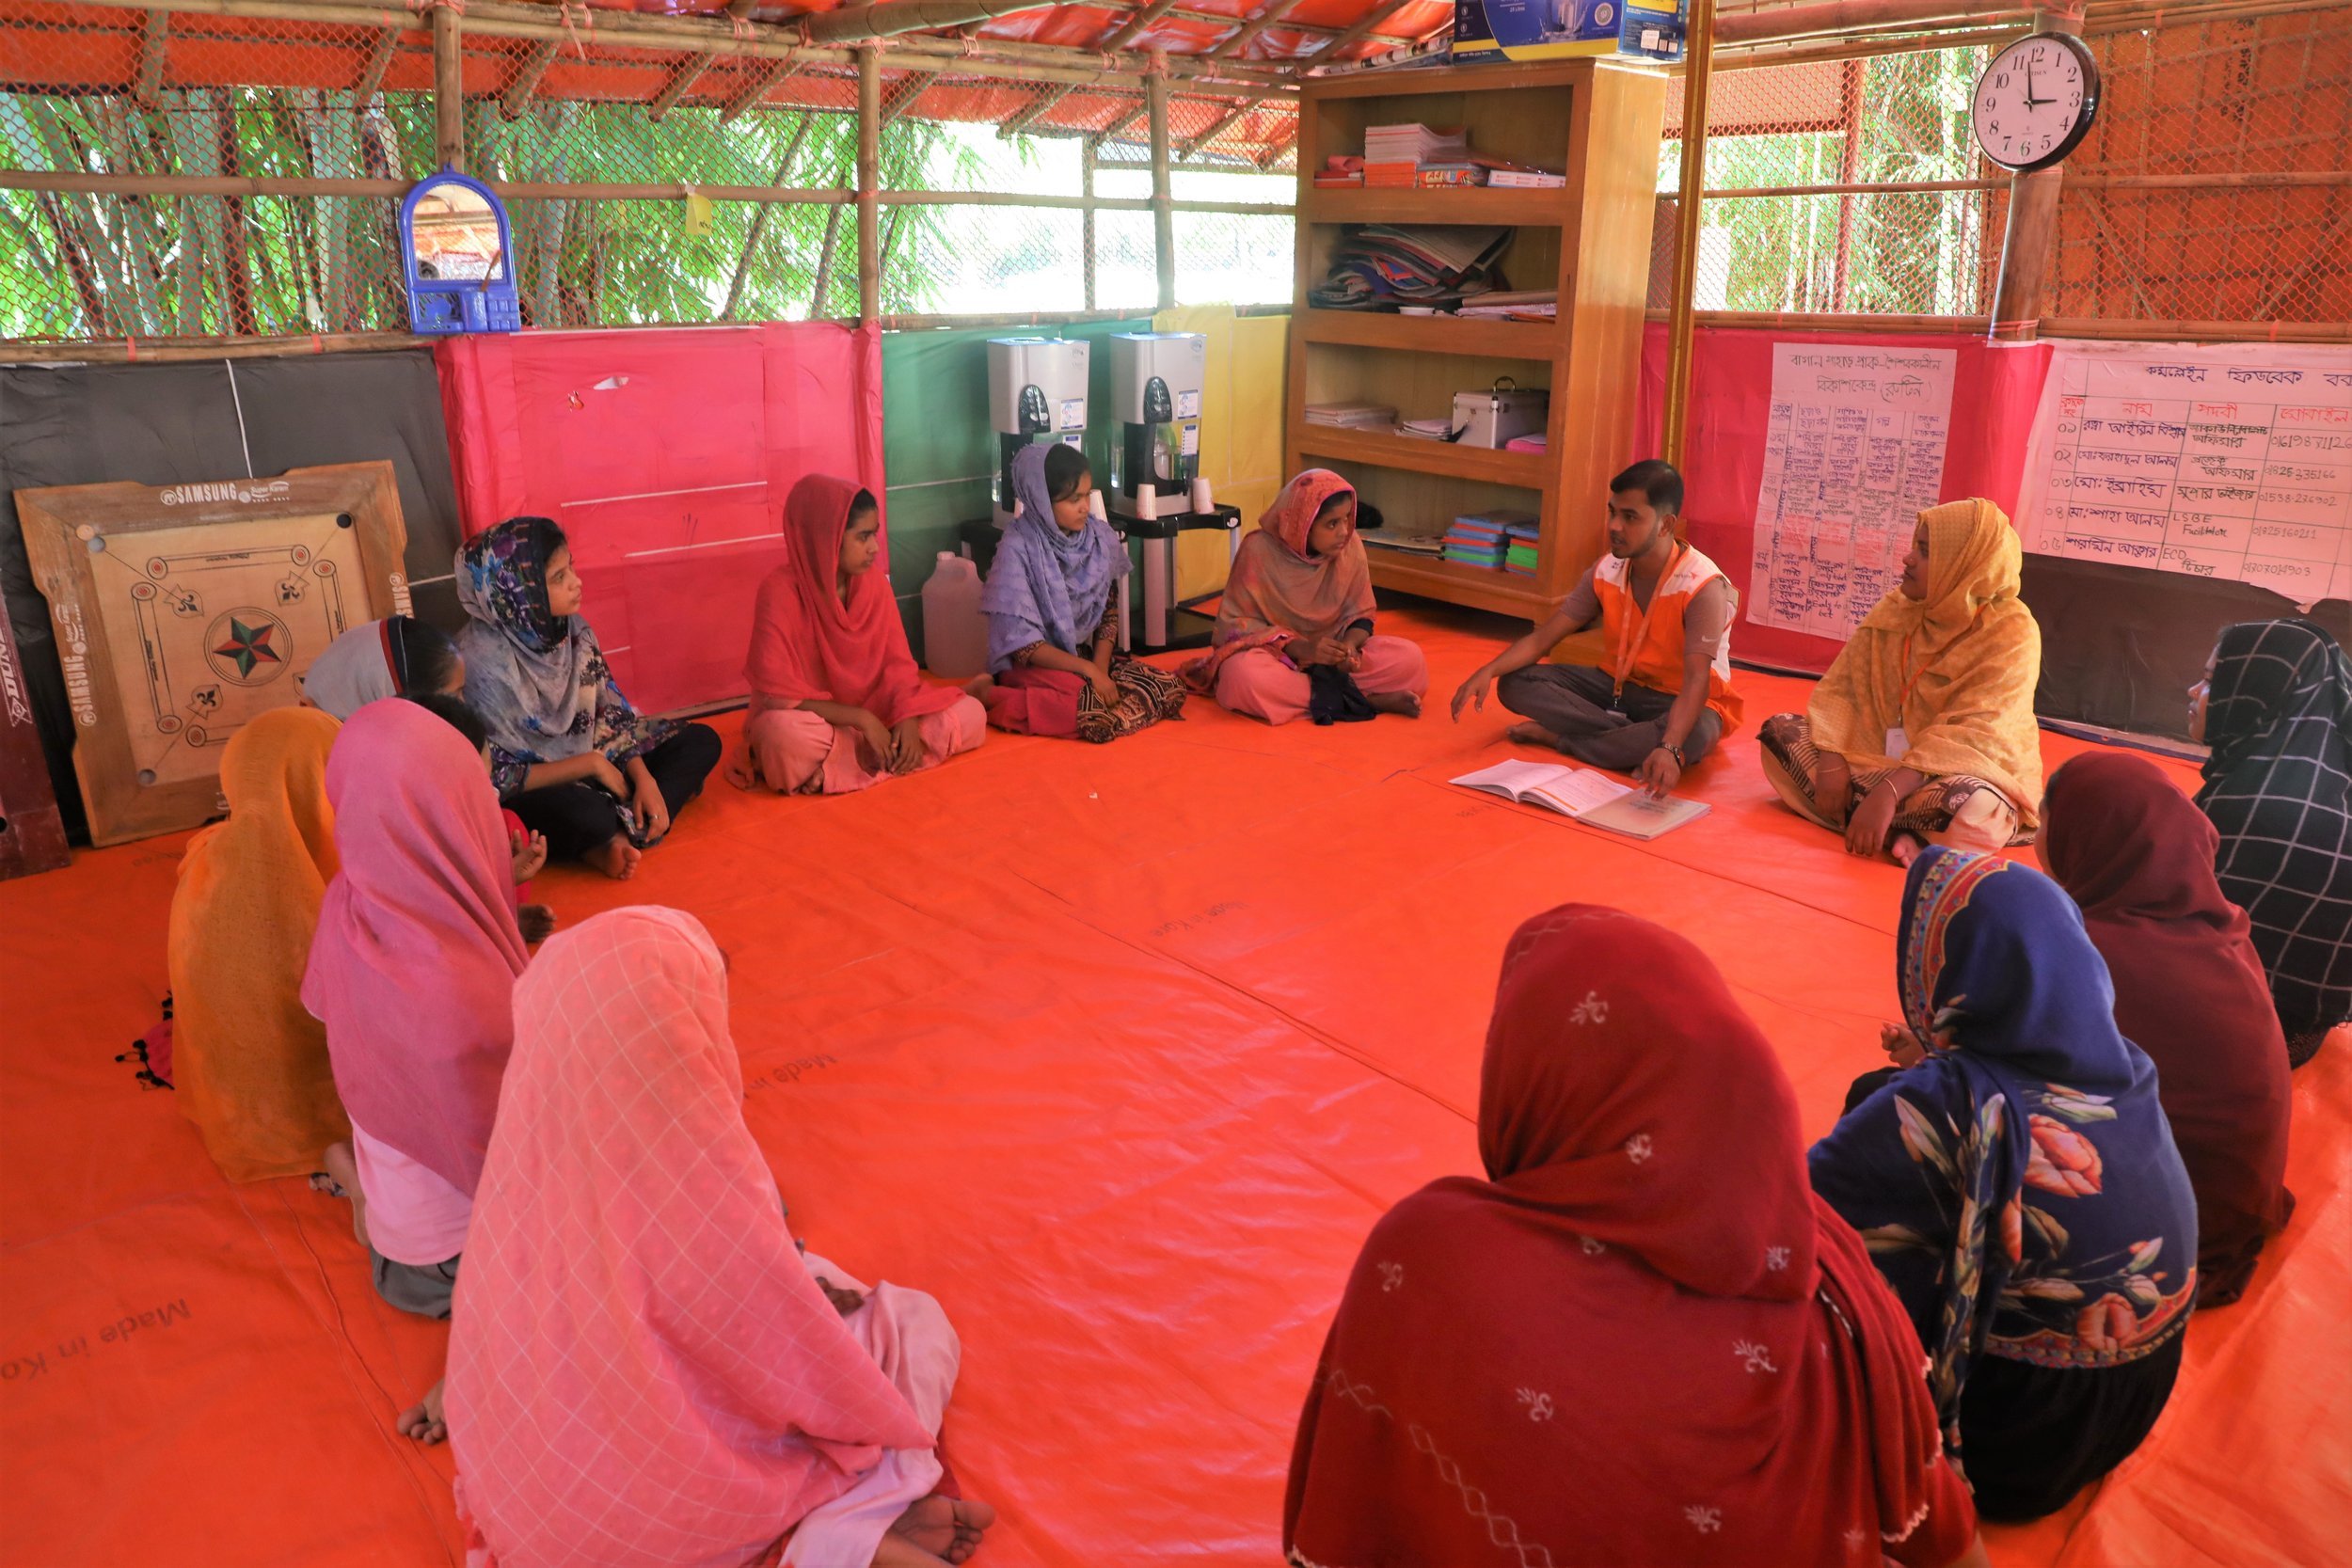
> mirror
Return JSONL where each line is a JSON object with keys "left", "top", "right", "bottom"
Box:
{"left": 408, "top": 180, "right": 505, "bottom": 282}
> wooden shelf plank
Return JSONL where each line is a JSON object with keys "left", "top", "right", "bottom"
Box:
{"left": 1304, "top": 57, "right": 1603, "bottom": 101}
{"left": 1364, "top": 551, "right": 1550, "bottom": 618}
{"left": 1295, "top": 308, "right": 1560, "bottom": 359}
{"left": 1297, "top": 426, "right": 1549, "bottom": 489}
{"left": 1302, "top": 187, "right": 1571, "bottom": 227}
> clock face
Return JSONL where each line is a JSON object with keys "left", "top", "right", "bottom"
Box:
{"left": 1973, "top": 33, "right": 2100, "bottom": 173}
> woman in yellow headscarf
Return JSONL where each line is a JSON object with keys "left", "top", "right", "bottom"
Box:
{"left": 1760, "top": 499, "right": 2042, "bottom": 863}
{"left": 167, "top": 705, "right": 352, "bottom": 1180}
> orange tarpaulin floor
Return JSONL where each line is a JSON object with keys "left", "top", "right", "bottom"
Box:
{"left": 4, "top": 603, "right": 2347, "bottom": 1568}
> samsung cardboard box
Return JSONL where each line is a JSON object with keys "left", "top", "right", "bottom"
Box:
{"left": 1453, "top": 0, "right": 1687, "bottom": 64}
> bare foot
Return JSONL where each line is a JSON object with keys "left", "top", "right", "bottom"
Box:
{"left": 881, "top": 1497, "right": 994, "bottom": 1567}
{"left": 517, "top": 903, "right": 558, "bottom": 945}
{"left": 962, "top": 673, "right": 995, "bottom": 702}
{"left": 1890, "top": 832, "right": 1927, "bottom": 867}
{"left": 1505, "top": 721, "right": 1560, "bottom": 749}
{"left": 1367, "top": 690, "right": 1422, "bottom": 719}
{"left": 581, "top": 836, "right": 643, "bottom": 880}
{"left": 396, "top": 1378, "right": 447, "bottom": 1446}
{"left": 321, "top": 1141, "right": 371, "bottom": 1251}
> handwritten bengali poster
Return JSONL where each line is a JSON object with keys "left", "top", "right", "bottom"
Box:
{"left": 1748, "top": 345, "right": 1959, "bottom": 638}
{"left": 2016, "top": 341, "right": 2352, "bottom": 606}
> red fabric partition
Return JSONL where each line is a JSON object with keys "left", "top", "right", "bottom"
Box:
{"left": 437, "top": 323, "right": 884, "bottom": 713}
{"left": 1633, "top": 323, "right": 2056, "bottom": 673}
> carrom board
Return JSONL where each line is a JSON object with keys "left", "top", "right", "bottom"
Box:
{"left": 15, "top": 463, "right": 410, "bottom": 846}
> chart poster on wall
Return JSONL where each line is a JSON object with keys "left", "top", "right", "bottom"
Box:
{"left": 1747, "top": 344, "right": 1958, "bottom": 638}
{"left": 2016, "top": 341, "right": 2352, "bottom": 606}
{"left": 15, "top": 463, "right": 411, "bottom": 847}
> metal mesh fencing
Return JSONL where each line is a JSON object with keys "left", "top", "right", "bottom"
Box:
{"left": 2048, "top": 12, "right": 2350, "bottom": 326}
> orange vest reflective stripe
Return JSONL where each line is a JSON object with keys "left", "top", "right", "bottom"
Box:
{"left": 1592, "top": 541, "right": 1744, "bottom": 733}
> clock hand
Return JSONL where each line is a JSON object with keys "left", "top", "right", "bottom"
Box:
{"left": 2022, "top": 58, "right": 2052, "bottom": 110}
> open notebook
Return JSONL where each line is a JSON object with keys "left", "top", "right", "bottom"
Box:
{"left": 1451, "top": 759, "right": 1711, "bottom": 841}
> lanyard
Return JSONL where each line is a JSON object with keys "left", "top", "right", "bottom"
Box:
{"left": 1613, "top": 541, "right": 1686, "bottom": 695}
{"left": 1895, "top": 606, "right": 1988, "bottom": 715}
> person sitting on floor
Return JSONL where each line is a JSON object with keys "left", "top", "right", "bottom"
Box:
{"left": 402, "top": 691, "right": 555, "bottom": 947}
{"left": 2193, "top": 617, "right": 2352, "bottom": 1068}
{"left": 1450, "top": 459, "right": 1739, "bottom": 798}
{"left": 2042, "top": 752, "right": 2294, "bottom": 1307}
{"left": 303, "top": 699, "right": 531, "bottom": 1445}
{"left": 167, "top": 705, "right": 350, "bottom": 1184}
{"left": 300, "top": 615, "right": 466, "bottom": 718}
{"left": 978, "top": 442, "right": 1184, "bottom": 744}
{"left": 728, "top": 474, "right": 987, "bottom": 795}
{"left": 1760, "top": 499, "right": 2042, "bottom": 862}
{"left": 1183, "top": 469, "right": 1426, "bottom": 724}
{"left": 446, "top": 906, "right": 994, "bottom": 1568}
{"left": 455, "top": 516, "right": 722, "bottom": 880}
{"left": 1809, "top": 848, "right": 2198, "bottom": 1523}
{"left": 1286, "top": 903, "right": 1987, "bottom": 1568}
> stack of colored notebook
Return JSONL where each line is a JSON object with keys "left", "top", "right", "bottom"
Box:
{"left": 1442, "top": 509, "right": 1537, "bottom": 570}
{"left": 1307, "top": 225, "right": 1513, "bottom": 311}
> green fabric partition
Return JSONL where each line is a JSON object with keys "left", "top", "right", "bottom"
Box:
{"left": 882, "top": 319, "right": 1152, "bottom": 659}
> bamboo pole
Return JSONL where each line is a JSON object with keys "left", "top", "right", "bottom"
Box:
{"left": 354, "top": 24, "right": 404, "bottom": 103}
{"left": 0, "top": 170, "right": 1294, "bottom": 213}
{"left": 803, "top": 0, "right": 1055, "bottom": 44}
{"left": 0, "top": 331, "right": 433, "bottom": 364}
{"left": 857, "top": 45, "right": 882, "bottom": 325}
{"left": 1148, "top": 54, "right": 1175, "bottom": 312}
{"left": 1212, "top": 0, "right": 1308, "bottom": 59}
{"left": 647, "top": 51, "right": 719, "bottom": 122}
{"left": 1715, "top": 0, "right": 2027, "bottom": 44}
{"left": 1987, "top": 8, "right": 2080, "bottom": 341}
{"left": 501, "top": 38, "right": 561, "bottom": 120}
{"left": 1081, "top": 135, "right": 1099, "bottom": 313}
{"left": 135, "top": 10, "right": 169, "bottom": 105}
{"left": 1661, "top": 0, "right": 1719, "bottom": 470}
{"left": 431, "top": 0, "right": 464, "bottom": 173}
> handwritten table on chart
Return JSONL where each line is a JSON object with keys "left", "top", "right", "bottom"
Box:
{"left": 1748, "top": 345, "right": 1958, "bottom": 639}
{"left": 2019, "top": 343, "right": 2352, "bottom": 606}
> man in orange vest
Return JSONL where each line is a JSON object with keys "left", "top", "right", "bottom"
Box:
{"left": 1451, "top": 460, "right": 1742, "bottom": 798}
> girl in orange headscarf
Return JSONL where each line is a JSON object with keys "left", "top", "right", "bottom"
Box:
{"left": 166, "top": 705, "right": 351, "bottom": 1182}
{"left": 1185, "top": 469, "right": 1427, "bottom": 725}
{"left": 729, "top": 475, "right": 986, "bottom": 795}
{"left": 1761, "top": 499, "right": 2043, "bottom": 862}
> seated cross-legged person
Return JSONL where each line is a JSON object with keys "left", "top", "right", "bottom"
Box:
{"left": 301, "top": 615, "right": 467, "bottom": 718}
{"left": 979, "top": 441, "right": 1184, "bottom": 744}
{"left": 1287, "top": 904, "right": 1985, "bottom": 1568}
{"left": 1184, "top": 468, "right": 1426, "bottom": 724}
{"left": 1451, "top": 460, "right": 1739, "bottom": 798}
{"left": 729, "top": 474, "right": 986, "bottom": 795}
{"left": 447, "top": 906, "right": 993, "bottom": 1568}
{"left": 2192, "top": 617, "right": 2352, "bottom": 1068}
{"left": 456, "top": 516, "right": 722, "bottom": 879}
{"left": 1760, "top": 499, "right": 2042, "bottom": 862}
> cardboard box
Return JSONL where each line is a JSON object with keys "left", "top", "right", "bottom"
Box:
{"left": 1453, "top": 0, "right": 1687, "bottom": 65}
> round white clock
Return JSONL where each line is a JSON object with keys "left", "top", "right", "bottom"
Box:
{"left": 1972, "top": 32, "right": 2101, "bottom": 173}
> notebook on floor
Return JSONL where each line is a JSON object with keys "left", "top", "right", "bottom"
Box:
{"left": 1450, "top": 759, "right": 1711, "bottom": 840}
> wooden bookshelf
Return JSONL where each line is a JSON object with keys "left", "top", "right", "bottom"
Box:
{"left": 1286, "top": 58, "right": 1668, "bottom": 614}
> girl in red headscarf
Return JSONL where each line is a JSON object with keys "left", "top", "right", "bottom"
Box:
{"left": 1286, "top": 904, "right": 1985, "bottom": 1568}
{"left": 1186, "top": 470, "right": 1427, "bottom": 725}
{"left": 729, "top": 475, "right": 986, "bottom": 795}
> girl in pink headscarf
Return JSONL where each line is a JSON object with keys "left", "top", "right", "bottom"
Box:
{"left": 728, "top": 476, "right": 986, "bottom": 795}
{"left": 1186, "top": 470, "right": 1427, "bottom": 725}
{"left": 303, "top": 697, "right": 531, "bottom": 1443}
{"left": 448, "top": 906, "right": 993, "bottom": 1568}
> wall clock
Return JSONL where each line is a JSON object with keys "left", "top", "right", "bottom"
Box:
{"left": 1973, "top": 32, "right": 2101, "bottom": 173}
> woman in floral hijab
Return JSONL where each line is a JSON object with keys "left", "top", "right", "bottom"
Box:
{"left": 1808, "top": 848, "right": 2199, "bottom": 1521}
{"left": 456, "top": 517, "right": 721, "bottom": 879}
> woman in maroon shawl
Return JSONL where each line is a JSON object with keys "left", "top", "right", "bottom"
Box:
{"left": 2042, "top": 752, "right": 2295, "bottom": 1306}
{"left": 1286, "top": 904, "right": 1985, "bottom": 1568}
{"left": 728, "top": 475, "right": 985, "bottom": 796}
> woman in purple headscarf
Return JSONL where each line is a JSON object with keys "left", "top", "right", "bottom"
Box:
{"left": 977, "top": 441, "right": 1184, "bottom": 743}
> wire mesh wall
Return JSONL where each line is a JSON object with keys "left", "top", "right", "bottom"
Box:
{"left": 0, "top": 1, "right": 1298, "bottom": 344}
{"left": 2047, "top": 11, "right": 2350, "bottom": 326}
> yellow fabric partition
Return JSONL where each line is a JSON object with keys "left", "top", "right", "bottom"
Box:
{"left": 1153, "top": 306, "right": 1289, "bottom": 600}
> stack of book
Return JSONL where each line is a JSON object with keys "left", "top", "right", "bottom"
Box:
{"left": 1312, "top": 155, "right": 1364, "bottom": 189}
{"left": 1442, "top": 509, "right": 1537, "bottom": 569}
{"left": 1307, "top": 224, "right": 1513, "bottom": 311}
{"left": 1487, "top": 166, "right": 1567, "bottom": 188}
{"left": 1303, "top": 402, "right": 1398, "bottom": 431}
{"left": 1505, "top": 531, "right": 1540, "bottom": 578}
{"left": 1363, "top": 123, "right": 1467, "bottom": 187}
{"left": 1504, "top": 433, "right": 1547, "bottom": 453}
{"left": 1398, "top": 415, "right": 1455, "bottom": 440}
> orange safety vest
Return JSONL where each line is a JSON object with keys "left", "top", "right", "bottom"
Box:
{"left": 1592, "top": 541, "right": 1744, "bottom": 734}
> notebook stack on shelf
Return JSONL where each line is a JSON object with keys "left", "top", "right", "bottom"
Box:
{"left": 1363, "top": 123, "right": 1467, "bottom": 186}
{"left": 1307, "top": 225, "right": 1513, "bottom": 311}
{"left": 1486, "top": 166, "right": 1567, "bottom": 188}
{"left": 1398, "top": 416, "right": 1455, "bottom": 440}
{"left": 1505, "top": 531, "right": 1540, "bottom": 578}
{"left": 1504, "top": 434, "right": 1547, "bottom": 453}
{"left": 1443, "top": 509, "right": 1537, "bottom": 569}
{"left": 1303, "top": 402, "right": 1398, "bottom": 432}
{"left": 1361, "top": 531, "right": 1447, "bottom": 557}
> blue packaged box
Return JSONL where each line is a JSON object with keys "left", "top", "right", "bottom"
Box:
{"left": 1453, "top": 0, "right": 1686, "bottom": 64}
